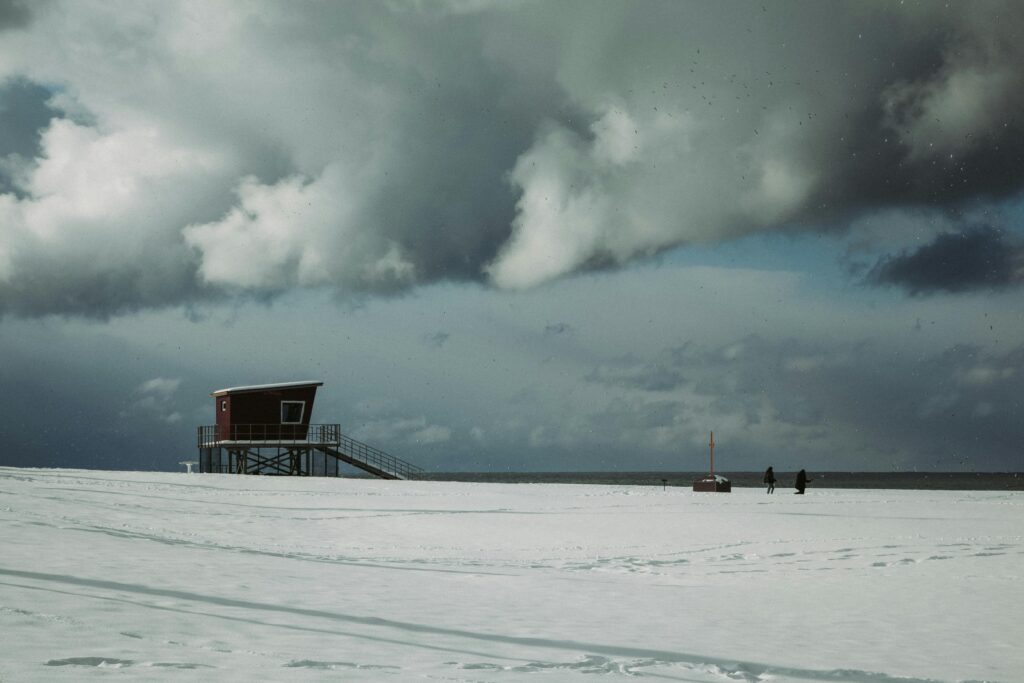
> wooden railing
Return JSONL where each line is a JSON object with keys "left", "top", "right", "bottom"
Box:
{"left": 198, "top": 424, "right": 341, "bottom": 446}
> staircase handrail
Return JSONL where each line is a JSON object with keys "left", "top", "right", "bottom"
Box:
{"left": 335, "top": 432, "right": 423, "bottom": 479}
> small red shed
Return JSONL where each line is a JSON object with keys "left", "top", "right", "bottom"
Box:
{"left": 212, "top": 381, "right": 322, "bottom": 441}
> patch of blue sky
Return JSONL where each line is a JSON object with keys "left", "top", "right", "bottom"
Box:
{"left": 657, "top": 230, "right": 853, "bottom": 285}
{"left": 998, "top": 195, "right": 1024, "bottom": 235}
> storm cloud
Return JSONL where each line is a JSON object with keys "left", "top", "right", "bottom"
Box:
{"left": 868, "top": 228, "right": 1024, "bottom": 294}
{"left": 1, "top": 1, "right": 1023, "bottom": 317}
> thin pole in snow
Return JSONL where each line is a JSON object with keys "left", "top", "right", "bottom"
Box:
{"left": 709, "top": 431, "right": 715, "bottom": 477}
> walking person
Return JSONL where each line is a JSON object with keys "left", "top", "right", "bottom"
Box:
{"left": 794, "top": 469, "right": 812, "bottom": 494}
{"left": 763, "top": 466, "right": 776, "bottom": 494}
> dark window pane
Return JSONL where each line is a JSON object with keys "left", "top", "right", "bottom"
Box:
{"left": 281, "top": 401, "right": 303, "bottom": 423}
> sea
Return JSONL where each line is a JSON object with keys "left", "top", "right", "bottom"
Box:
{"left": 416, "top": 471, "right": 1024, "bottom": 491}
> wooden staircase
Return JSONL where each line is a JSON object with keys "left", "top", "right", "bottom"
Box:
{"left": 317, "top": 433, "right": 423, "bottom": 480}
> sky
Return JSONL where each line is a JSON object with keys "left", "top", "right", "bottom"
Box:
{"left": 0, "top": 0, "right": 1022, "bottom": 473}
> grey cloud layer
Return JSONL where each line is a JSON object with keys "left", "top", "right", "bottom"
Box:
{"left": 582, "top": 336, "right": 1024, "bottom": 470}
{"left": 1, "top": 258, "right": 1020, "bottom": 472}
{"left": 1, "top": 1, "right": 1023, "bottom": 316}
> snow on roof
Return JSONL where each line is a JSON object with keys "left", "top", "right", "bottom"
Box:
{"left": 211, "top": 381, "right": 323, "bottom": 396}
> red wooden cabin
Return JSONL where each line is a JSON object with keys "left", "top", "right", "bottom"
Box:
{"left": 211, "top": 380, "right": 322, "bottom": 441}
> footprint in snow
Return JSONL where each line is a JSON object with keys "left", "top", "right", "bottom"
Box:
{"left": 46, "top": 657, "right": 135, "bottom": 668}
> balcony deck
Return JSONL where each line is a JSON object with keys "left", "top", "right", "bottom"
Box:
{"left": 198, "top": 424, "right": 341, "bottom": 447}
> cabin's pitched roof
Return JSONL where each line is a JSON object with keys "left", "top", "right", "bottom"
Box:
{"left": 211, "top": 381, "right": 323, "bottom": 397}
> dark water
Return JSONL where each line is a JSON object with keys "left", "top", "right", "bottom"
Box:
{"left": 416, "top": 471, "right": 1024, "bottom": 491}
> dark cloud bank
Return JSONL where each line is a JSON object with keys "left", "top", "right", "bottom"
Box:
{"left": 0, "top": 1, "right": 1022, "bottom": 317}
{"left": 0, "top": 0, "right": 30, "bottom": 32}
{"left": 869, "top": 228, "right": 1024, "bottom": 294}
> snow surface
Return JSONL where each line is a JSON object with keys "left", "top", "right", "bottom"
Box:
{"left": 0, "top": 467, "right": 1020, "bottom": 682}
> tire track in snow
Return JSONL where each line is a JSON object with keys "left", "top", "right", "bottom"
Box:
{"left": 0, "top": 567, "right": 960, "bottom": 683}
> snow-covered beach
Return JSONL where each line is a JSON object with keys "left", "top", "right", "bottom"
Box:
{"left": 0, "top": 467, "right": 1020, "bottom": 682}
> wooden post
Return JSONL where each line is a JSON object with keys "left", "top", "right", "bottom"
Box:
{"left": 709, "top": 431, "right": 715, "bottom": 476}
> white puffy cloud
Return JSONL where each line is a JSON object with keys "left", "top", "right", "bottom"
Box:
{"left": 488, "top": 100, "right": 820, "bottom": 289}
{"left": 184, "top": 166, "right": 415, "bottom": 292}
{"left": 0, "top": 117, "right": 231, "bottom": 314}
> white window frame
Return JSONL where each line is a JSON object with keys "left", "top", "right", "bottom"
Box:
{"left": 221, "top": 399, "right": 228, "bottom": 412}
{"left": 280, "top": 400, "right": 305, "bottom": 424}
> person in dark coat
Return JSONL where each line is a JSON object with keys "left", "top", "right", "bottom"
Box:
{"left": 794, "top": 469, "right": 811, "bottom": 494}
{"left": 763, "top": 466, "right": 776, "bottom": 494}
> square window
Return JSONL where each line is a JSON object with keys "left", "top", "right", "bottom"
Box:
{"left": 281, "top": 401, "right": 304, "bottom": 424}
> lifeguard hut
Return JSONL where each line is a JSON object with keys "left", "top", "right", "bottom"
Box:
{"left": 197, "top": 381, "right": 422, "bottom": 480}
